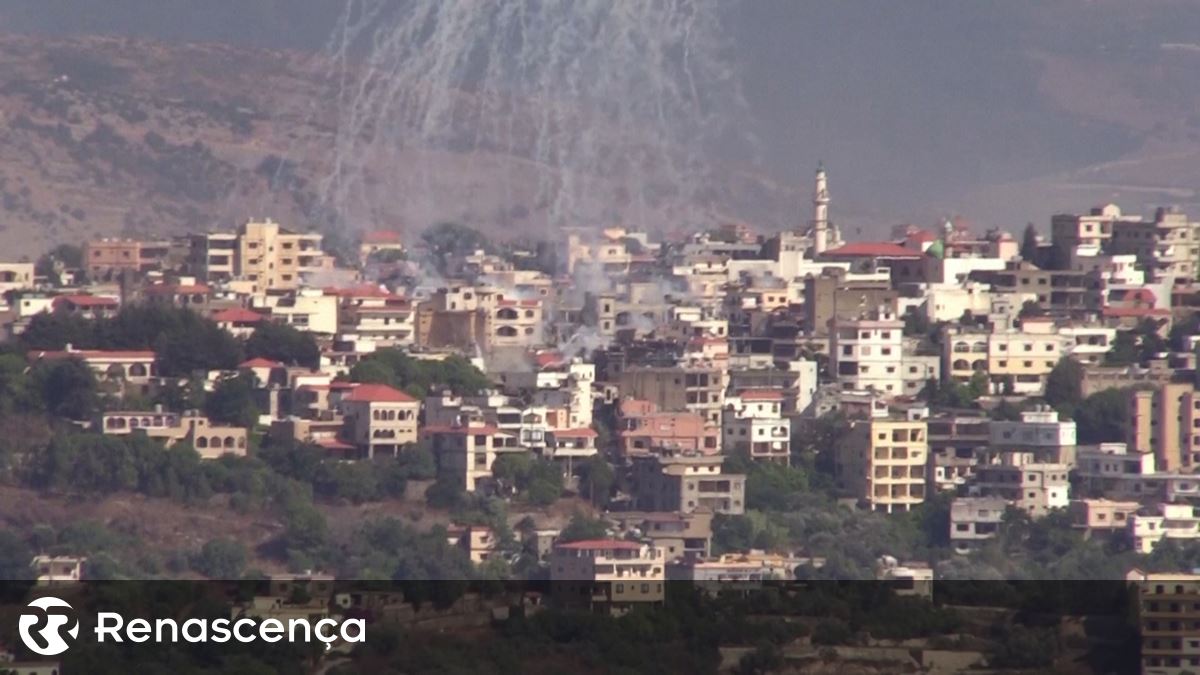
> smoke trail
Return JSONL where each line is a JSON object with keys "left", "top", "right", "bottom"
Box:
{"left": 315, "top": 0, "right": 751, "bottom": 239}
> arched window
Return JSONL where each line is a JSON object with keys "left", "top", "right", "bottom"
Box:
{"left": 106, "top": 364, "right": 126, "bottom": 380}
{"left": 497, "top": 308, "right": 518, "bottom": 320}
{"left": 972, "top": 360, "right": 987, "bottom": 371}
{"left": 224, "top": 436, "right": 236, "bottom": 448}
{"left": 128, "top": 363, "right": 148, "bottom": 377}
{"left": 952, "top": 359, "right": 969, "bottom": 370}
{"left": 497, "top": 326, "right": 518, "bottom": 337}
{"left": 196, "top": 436, "right": 208, "bottom": 448}
{"left": 130, "top": 418, "right": 140, "bottom": 429}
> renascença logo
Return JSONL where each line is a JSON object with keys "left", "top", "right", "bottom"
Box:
{"left": 19, "top": 597, "right": 79, "bottom": 656}
{"left": 17, "top": 598, "right": 365, "bottom": 654}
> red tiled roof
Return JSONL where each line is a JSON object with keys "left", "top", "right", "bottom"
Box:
{"left": 906, "top": 229, "right": 938, "bottom": 243}
{"left": 53, "top": 294, "right": 118, "bottom": 308}
{"left": 213, "top": 308, "right": 265, "bottom": 324}
{"left": 534, "top": 350, "right": 564, "bottom": 367}
{"left": 239, "top": 357, "right": 282, "bottom": 369}
{"left": 362, "top": 230, "right": 402, "bottom": 244}
{"left": 342, "top": 383, "right": 416, "bottom": 403}
{"left": 552, "top": 428, "right": 598, "bottom": 438}
{"left": 555, "top": 539, "right": 642, "bottom": 551}
{"left": 823, "top": 242, "right": 923, "bottom": 258}
{"left": 315, "top": 438, "right": 356, "bottom": 451}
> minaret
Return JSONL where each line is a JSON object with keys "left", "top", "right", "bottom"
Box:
{"left": 812, "top": 162, "right": 830, "bottom": 255}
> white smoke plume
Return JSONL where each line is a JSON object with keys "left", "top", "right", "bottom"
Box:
{"left": 316, "top": 0, "right": 751, "bottom": 238}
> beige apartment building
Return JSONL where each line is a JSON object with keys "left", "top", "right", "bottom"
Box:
{"left": 100, "top": 409, "right": 248, "bottom": 459}
{"left": 1128, "top": 569, "right": 1200, "bottom": 675}
{"left": 238, "top": 219, "right": 325, "bottom": 292}
{"left": 1110, "top": 206, "right": 1200, "bottom": 284}
{"left": 1129, "top": 384, "right": 1200, "bottom": 473}
{"left": 835, "top": 418, "right": 928, "bottom": 513}
{"left": 189, "top": 219, "right": 325, "bottom": 292}
{"left": 629, "top": 452, "right": 745, "bottom": 515}
{"left": 550, "top": 539, "right": 664, "bottom": 613}
{"left": 337, "top": 383, "right": 420, "bottom": 458}
{"left": 617, "top": 365, "right": 727, "bottom": 428}
{"left": 83, "top": 238, "right": 171, "bottom": 278}
{"left": 0, "top": 263, "right": 35, "bottom": 294}
{"left": 943, "top": 322, "right": 1067, "bottom": 396}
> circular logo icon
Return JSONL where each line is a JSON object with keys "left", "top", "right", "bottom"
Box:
{"left": 19, "top": 597, "right": 79, "bottom": 656}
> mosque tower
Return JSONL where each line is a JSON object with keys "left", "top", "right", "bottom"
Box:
{"left": 811, "top": 162, "right": 831, "bottom": 255}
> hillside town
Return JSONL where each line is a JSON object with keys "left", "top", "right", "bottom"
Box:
{"left": 4, "top": 165, "right": 1200, "bottom": 671}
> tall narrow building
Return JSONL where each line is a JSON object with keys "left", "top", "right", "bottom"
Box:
{"left": 811, "top": 163, "right": 831, "bottom": 256}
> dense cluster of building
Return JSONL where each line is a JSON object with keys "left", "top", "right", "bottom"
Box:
{"left": 11, "top": 168, "right": 1200, "bottom": 645}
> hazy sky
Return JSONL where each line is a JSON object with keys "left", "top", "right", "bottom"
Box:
{"left": 3, "top": 0, "right": 1190, "bottom": 233}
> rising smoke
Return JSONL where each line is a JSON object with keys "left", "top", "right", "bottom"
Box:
{"left": 316, "top": 0, "right": 752, "bottom": 238}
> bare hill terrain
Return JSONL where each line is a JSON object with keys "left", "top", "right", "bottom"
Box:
{"left": 0, "top": 34, "right": 799, "bottom": 258}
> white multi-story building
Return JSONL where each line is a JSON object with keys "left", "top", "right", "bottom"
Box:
{"left": 722, "top": 390, "right": 790, "bottom": 464}
{"left": 830, "top": 307, "right": 905, "bottom": 395}
{"left": 949, "top": 497, "right": 1007, "bottom": 554}
{"left": 969, "top": 462, "right": 1070, "bottom": 518}
{"left": 253, "top": 288, "right": 339, "bottom": 335}
{"left": 1058, "top": 325, "right": 1117, "bottom": 366}
{"left": 1130, "top": 503, "right": 1200, "bottom": 554}
{"left": 988, "top": 407, "right": 1077, "bottom": 464}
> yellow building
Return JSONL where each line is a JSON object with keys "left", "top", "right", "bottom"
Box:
{"left": 190, "top": 219, "right": 325, "bottom": 292}
{"left": 835, "top": 418, "right": 928, "bottom": 513}
{"left": 1129, "top": 384, "right": 1200, "bottom": 473}
{"left": 238, "top": 219, "right": 325, "bottom": 292}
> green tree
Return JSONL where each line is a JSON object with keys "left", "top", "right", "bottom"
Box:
{"left": 425, "top": 477, "right": 467, "bottom": 509}
{"left": 712, "top": 514, "right": 756, "bottom": 554}
{"left": 1074, "top": 388, "right": 1129, "bottom": 444}
{"left": 1044, "top": 358, "right": 1084, "bottom": 412}
{"left": 348, "top": 349, "right": 489, "bottom": 398}
{"left": 245, "top": 322, "right": 320, "bottom": 369}
{"left": 577, "top": 456, "right": 615, "bottom": 506}
{"left": 491, "top": 453, "right": 533, "bottom": 491}
{"left": 525, "top": 461, "right": 564, "bottom": 506}
{"left": 0, "top": 353, "right": 39, "bottom": 414}
{"left": 557, "top": 513, "right": 610, "bottom": 543}
{"left": 36, "top": 243, "right": 84, "bottom": 284}
{"left": 205, "top": 373, "right": 261, "bottom": 429}
{"left": 990, "top": 399, "right": 1024, "bottom": 421}
{"left": 0, "top": 529, "right": 34, "bottom": 579}
{"left": 31, "top": 358, "right": 97, "bottom": 420}
{"left": 421, "top": 223, "right": 492, "bottom": 273}
{"left": 192, "top": 538, "right": 248, "bottom": 579}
